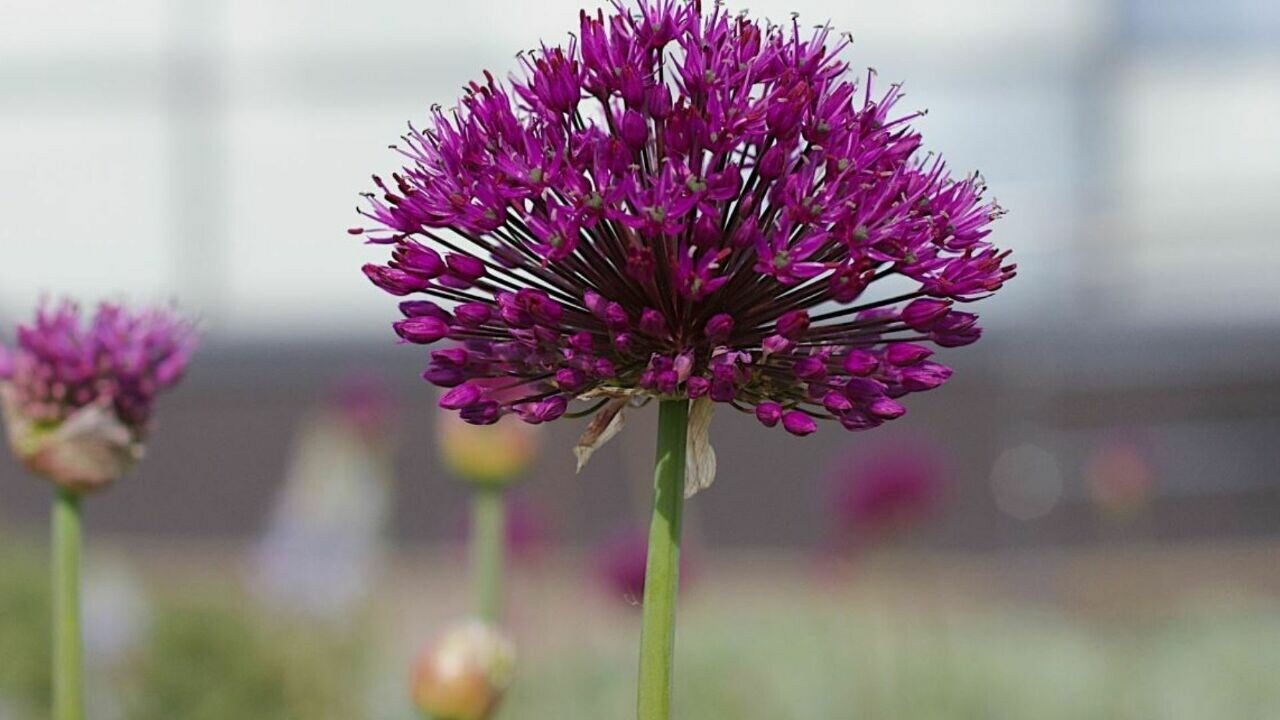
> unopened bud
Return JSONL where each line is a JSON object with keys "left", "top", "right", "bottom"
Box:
{"left": 438, "top": 411, "right": 538, "bottom": 486}
{"left": 411, "top": 621, "right": 515, "bottom": 720}
{"left": 2, "top": 387, "right": 141, "bottom": 494}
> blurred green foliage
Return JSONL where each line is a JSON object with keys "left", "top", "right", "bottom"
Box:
{"left": 0, "top": 542, "right": 370, "bottom": 720}
{"left": 506, "top": 601, "right": 1280, "bottom": 719}
{"left": 125, "top": 600, "right": 368, "bottom": 720}
{"left": 0, "top": 543, "right": 51, "bottom": 717}
{"left": 125, "top": 601, "right": 295, "bottom": 720}
{"left": 1, "top": 540, "right": 1278, "bottom": 719}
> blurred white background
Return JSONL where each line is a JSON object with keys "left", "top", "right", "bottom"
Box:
{"left": 4, "top": 0, "right": 1277, "bottom": 340}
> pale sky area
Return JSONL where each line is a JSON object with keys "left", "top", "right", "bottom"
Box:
{"left": 1, "top": 0, "right": 1277, "bottom": 340}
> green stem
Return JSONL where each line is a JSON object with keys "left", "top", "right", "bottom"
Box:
{"left": 471, "top": 484, "right": 506, "bottom": 623}
{"left": 52, "top": 489, "right": 84, "bottom": 720}
{"left": 636, "top": 399, "right": 689, "bottom": 720}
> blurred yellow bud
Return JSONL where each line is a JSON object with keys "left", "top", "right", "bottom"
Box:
{"left": 437, "top": 413, "right": 538, "bottom": 486}
{"left": 411, "top": 620, "right": 515, "bottom": 720}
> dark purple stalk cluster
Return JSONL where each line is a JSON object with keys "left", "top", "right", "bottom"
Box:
{"left": 355, "top": 0, "right": 1013, "bottom": 435}
{"left": 0, "top": 300, "right": 197, "bottom": 435}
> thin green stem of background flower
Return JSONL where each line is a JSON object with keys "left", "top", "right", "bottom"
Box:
{"left": 471, "top": 484, "right": 506, "bottom": 623}
{"left": 637, "top": 399, "right": 689, "bottom": 720}
{"left": 52, "top": 488, "right": 84, "bottom": 720}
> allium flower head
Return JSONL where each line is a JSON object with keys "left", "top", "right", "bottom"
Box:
{"left": 0, "top": 299, "right": 196, "bottom": 492}
{"left": 356, "top": 0, "right": 1013, "bottom": 437}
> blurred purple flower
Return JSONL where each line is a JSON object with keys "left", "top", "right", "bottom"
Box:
{"left": 597, "top": 528, "right": 650, "bottom": 602}
{"left": 458, "top": 493, "right": 552, "bottom": 562}
{"left": 828, "top": 441, "right": 944, "bottom": 545}
{"left": 354, "top": 1, "right": 1013, "bottom": 437}
{"left": 595, "top": 526, "right": 692, "bottom": 604}
{"left": 328, "top": 372, "right": 397, "bottom": 441}
{"left": 0, "top": 299, "right": 196, "bottom": 491}
{"left": 503, "top": 494, "right": 550, "bottom": 561}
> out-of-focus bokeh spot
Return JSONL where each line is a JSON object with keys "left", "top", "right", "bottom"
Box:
{"left": 990, "top": 444, "right": 1063, "bottom": 521}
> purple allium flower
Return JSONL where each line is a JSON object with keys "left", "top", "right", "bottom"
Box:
{"left": 355, "top": 1, "right": 1013, "bottom": 436}
{"left": 0, "top": 299, "right": 196, "bottom": 492}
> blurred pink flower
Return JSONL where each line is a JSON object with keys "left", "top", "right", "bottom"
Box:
{"left": 595, "top": 526, "right": 693, "bottom": 605}
{"left": 827, "top": 441, "right": 945, "bottom": 547}
{"left": 458, "top": 493, "right": 552, "bottom": 563}
{"left": 503, "top": 494, "right": 550, "bottom": 561}
{"left": 328, "top": 372, "right": 397, "bottom": 442}
{"left": 1085, "top": 434, "right": 1156, "bottom": 517}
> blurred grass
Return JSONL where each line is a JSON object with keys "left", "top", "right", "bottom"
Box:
{"left": 0, "top": 541, "right": 372, "bottom": 720}
{"left": 0, "top": 543, "right": 51, "bottom": 718}
{"left": 125, "top": 599, "right": 369, "bottom": 720}
{"left": 506, "top": 599, "right": 1280, "bottom": 719}
{"left": 1, "top": 542, "right": 1279, "bottom": 719}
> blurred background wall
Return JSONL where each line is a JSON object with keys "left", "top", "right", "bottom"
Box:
{"left": 2, "top": 0, "right": 1278, "bottom": 549}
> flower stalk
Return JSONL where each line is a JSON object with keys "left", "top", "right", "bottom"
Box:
{"left": 637, "top": 399, "right": 689, "bottom": 720}
{"left": 52, "top": 488, "right": 84, "bottom": 720}
{"left": 471, "top": 484, "right": 507, "bottom": 623}
{"left": 0, "top": 299, "right": 196, "bottom": 720}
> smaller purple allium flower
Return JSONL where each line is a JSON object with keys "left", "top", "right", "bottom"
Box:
{"left": 0, "top": 299, "right": 197, "bottom": 493}
{"left": 827, "top": 441, "right": 944, "bottom": 547}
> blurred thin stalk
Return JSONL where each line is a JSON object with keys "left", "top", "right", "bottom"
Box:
{"left": 471, "top": 484, "right": 506, "bottom": 623}
{"left": 636, "top": 399, "right": 689, "bottom": 720}
{"left": 52, "top": 488, "right": 84, "bottom": 720}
